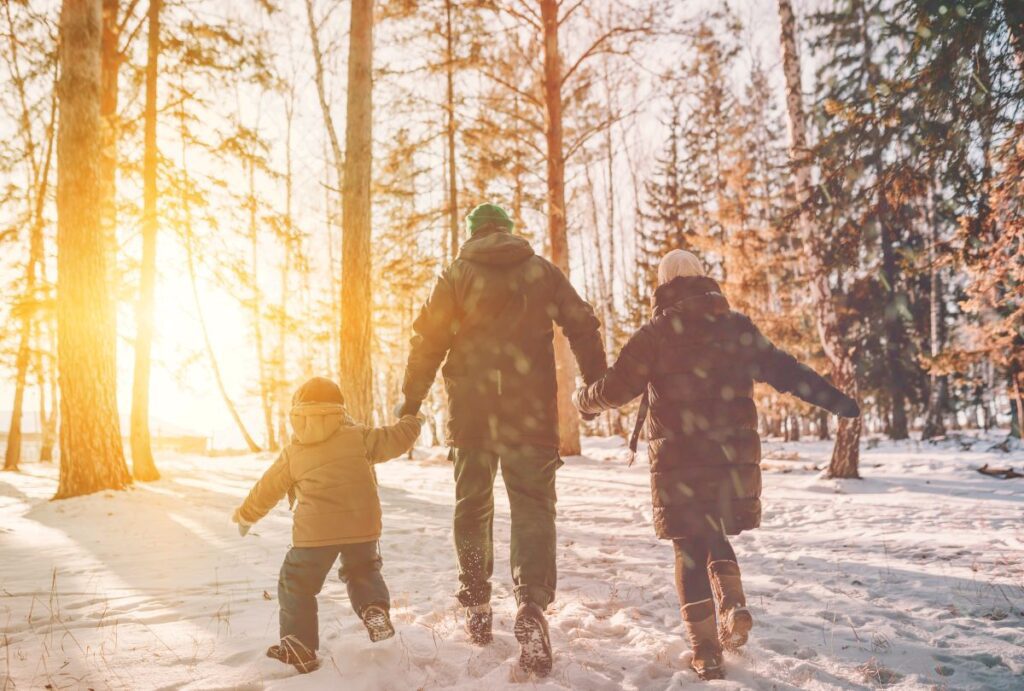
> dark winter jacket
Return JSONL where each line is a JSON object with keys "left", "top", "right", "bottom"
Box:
{"left": 573, "top": 275, "right": 857, "bottom": 539}
{"left": 401, "top": 228, "right": 607, "bottom": 450}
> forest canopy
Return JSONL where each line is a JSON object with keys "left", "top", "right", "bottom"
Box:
{"left": 0, "top": 0, "right": 1021, "bottom": 495}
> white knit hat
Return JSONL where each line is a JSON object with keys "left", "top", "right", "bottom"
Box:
{"left": 657, "top": 249, "right": 705, "bottom": 286}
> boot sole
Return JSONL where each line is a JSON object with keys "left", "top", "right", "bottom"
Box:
{"left": 514, "top": 613, "right": 552, "bottom": 677}
{"left": 723, "top": 607, "right": 753, "bottom": 650}
{"left": 690, "top": 660, "right": 725, "bottom": 681}
{"left": 267, "top": 642, "right": 320, "bottom": 674}
{"left": 363, "top": 608, "right": 396, "bottom": 643}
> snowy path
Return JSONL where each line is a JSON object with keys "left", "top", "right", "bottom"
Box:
{"left": 1, "top": 436, "right": 1022, "bottom": 690}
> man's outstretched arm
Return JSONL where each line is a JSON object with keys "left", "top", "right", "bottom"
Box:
{"left": 573, "top": 326, "right": 655, "bottom": 416}
{"left": 550, "top": 267, "right": 607, "bottom": 385}
{"left": 400, "top": 271, "right": 458, "bottom": 415}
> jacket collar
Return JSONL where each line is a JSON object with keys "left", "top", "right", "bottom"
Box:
{"left": 651, "top": 275, "right": 729, "bottom": 318}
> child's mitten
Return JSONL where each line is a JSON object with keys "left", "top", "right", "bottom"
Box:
{"left": 231, "top": 507, "right": 252, "bottom": 536}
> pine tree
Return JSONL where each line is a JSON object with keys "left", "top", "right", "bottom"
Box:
{"left": 55, "top": 0, "right": 132, "bottom": 498}
{"left": 129, "top": 0, "right": 162, "bottom": 481}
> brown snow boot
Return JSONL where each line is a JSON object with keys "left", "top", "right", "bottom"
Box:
{"left": 266, "top": 635, "right": 320, "bottom": 674}
{"left": 514, "top": 601, "right": 553, "bottom": 677}
{"left": 681, "top": 599, "right": 725, "bottom": 681}
{"left": 708, "top": 560, "right": 753, "bottom": 650}
{"left": 465, "top": 604, "right": 493, "bottom": 645}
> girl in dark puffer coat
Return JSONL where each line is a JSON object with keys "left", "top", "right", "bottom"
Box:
{"left": 573, "top": 250, "right": 860, "bottom": 681}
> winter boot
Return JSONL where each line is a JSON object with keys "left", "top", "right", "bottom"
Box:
{"left": 465, "top": 604, "right": 493, "bottom": 645}
{"left": 513, "top": 601, "right": 553, "bottom": 677}
{"left": 361, "top": 604, "right": 395, "bottom": 643}
{"left": 266, "top": 635, "right": 320, "bottom": 674}
{"left": 681, "top": 599, "right": 725, "bottom": 681}
{"left": 708, "top": 560, "right": 753, "bottom": 650}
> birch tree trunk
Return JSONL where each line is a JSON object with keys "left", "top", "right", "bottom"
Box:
{"left": 278, "top": 89, "right": 296, "bottom": 446}
{"left": 130, "top": 0, "right": 161, "bottom": 481}
{"left": 340, "top": 0, "right": 375, "bottom": 423}
{"left": 540, "top": 0, "right": 582, "bottom": 456}
{"left": 445, "top": 0, "right": 460, "bottom": 260}
{"left": 55, "top": 0, "right": 131, "bottom": 498}
{"left": 776, "top": 0, "right": 861, "bottom": 478}
{"left": 248, "top": 159, "right": 276, "bottom": 450}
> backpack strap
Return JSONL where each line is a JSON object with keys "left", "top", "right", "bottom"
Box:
{"left": 627, "top": 388, "right": 650, "bottom": 467}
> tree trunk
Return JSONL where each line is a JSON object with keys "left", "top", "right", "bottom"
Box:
{"left": 248, "top": 159, "right": 276, "bottom": 450}
{"left": 445, "top": 0, "right": 459, "bottom": 260}
{"left": 55, "top": 0, "right": 131, "bottom": 499}
{"left": 817, "top": 408, "right": 831, "bottom": 440}
{"left": 540, "top": 0, "right": 582, "bottom": 456}
{"left": 340, "top": 0, "right": 375, "bottom": 423}
{"left": 3, "top": 2, "right": 56, "bottom": 471}
{"left": 1005, "top": 0, "right": 1024, "bottom": 78}
{"left": 100, "top": 0, "right": 119, "bottom": 338}
{"left": 922, "top": 181, "right": 947, "bottom": 439}
{"left": 1011, "top": 371, "right": 1024, "bottom": 440}
{"left": 130, "top": 0, "right": 161, "bottom": 482}
{"left": 278, "top": 90, "right": 296, "bottom": 447}
{"left": 776, "top": 0, "right": 861, "bottom": 478}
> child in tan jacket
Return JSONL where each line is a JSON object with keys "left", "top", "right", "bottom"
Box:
{"left": 232, "top": 376, "right": 421, "bottom": 673}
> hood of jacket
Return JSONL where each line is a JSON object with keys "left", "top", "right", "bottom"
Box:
{"left": 652, "top": 275, "right": 730, "bottom": 319}
{"left": 457, "top": 228, "right": 535, "bottom": 267}
{"left": 289, "top": 401, "right": 352, "bottom": 445}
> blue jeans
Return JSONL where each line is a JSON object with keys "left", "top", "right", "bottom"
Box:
{"left": 278, "top": 541, "right": 390, "bottom": 651}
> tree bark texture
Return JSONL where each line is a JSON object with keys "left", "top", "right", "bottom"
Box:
{"left": 130, "top": 0, "right": 161, "bottom": 481}
{"left": 55, "top": 0, "right": 131, "bottom": 498}
{"left": 340, "top": 0, "right": 375, "bottom": 423}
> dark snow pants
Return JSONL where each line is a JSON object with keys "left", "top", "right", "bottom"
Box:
{"left": 672, "top": 532, "right": 737, "bottom": 609}
{"left": 278, "top": 541, "right": 390, "bottom": 651}
{"left": 451, "top": 445, "right": 559, "bottom": 609}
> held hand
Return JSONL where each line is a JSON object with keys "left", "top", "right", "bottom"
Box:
{"left": 572, "top": 388, "right": 598, "bottom": 422}
{"left": 395, "top": 399, "right": 421, "bottom": 418}
{"left": 833, "top": 396, "right": 861, "bottom": 419}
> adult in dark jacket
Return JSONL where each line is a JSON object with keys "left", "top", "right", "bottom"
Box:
{"left": 398, "top": 203, "right": 607, "bottom": 677}
{"left": 573, "top": 249, "right": 859, "bottom": 681}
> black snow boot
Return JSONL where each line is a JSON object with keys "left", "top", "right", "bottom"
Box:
{"left": 266, "top": 635, "right": 320, "bottom": 674}
{"left": 361, "top": 604, "right": 396, "bottom": 643}
{"left": 465, "top": 604, "right": 493, "bottom": 645}
{"left": 514, "top": 602, "right": 553, "bottom": 677}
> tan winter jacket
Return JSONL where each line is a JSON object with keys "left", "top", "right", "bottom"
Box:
{"left": 235, "top": 403, "right": 422, "bottom": 547}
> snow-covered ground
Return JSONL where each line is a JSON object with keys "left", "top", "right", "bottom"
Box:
{"left": 1, "top": 435, "right": 1022, "bottom": 690}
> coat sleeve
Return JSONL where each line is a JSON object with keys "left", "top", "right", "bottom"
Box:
{"left": 236, "top": 450, "right": 293, "bottom": 525}
{"left": 739, "top": 316, "right": 854, "bottom": 414}
{"left": 574, "top": 326, "right": 656, "bottom": 415}
{"left": 363, "top": 415, "right": 423, "bottom": 464}
{"left": 550, "top": 266, "right": 608, "bottom": 385}
{"left": 402, "top": 271, "right": 459, "bottom": 408}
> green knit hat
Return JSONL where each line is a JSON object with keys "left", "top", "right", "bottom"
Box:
{"left": 466, "top": 203, "right": 514, "bottom": 235}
